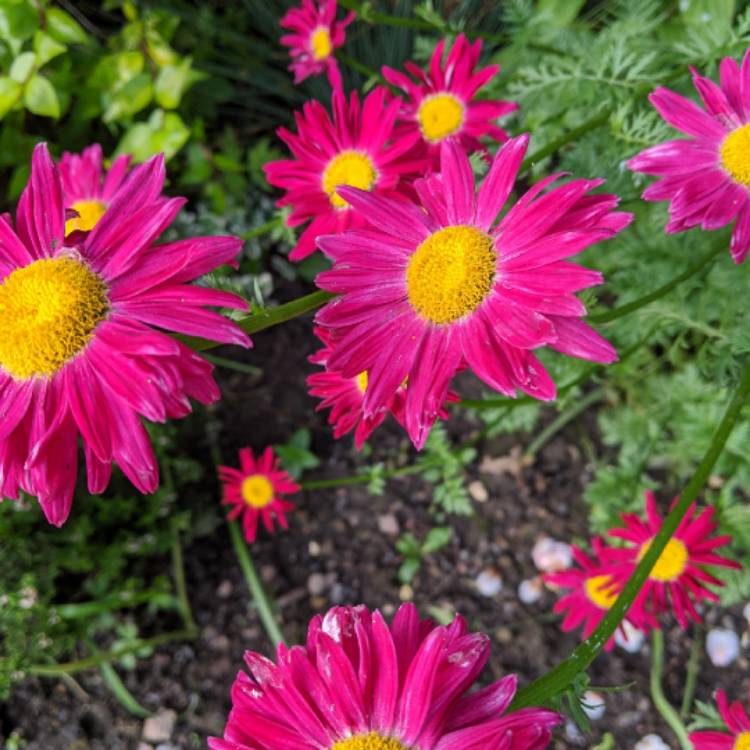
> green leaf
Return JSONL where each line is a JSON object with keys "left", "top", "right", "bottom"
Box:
{"left": 45, "top": 7, "right": 88, "bottom": 44}
{"left": 421, "top": 526, "right": 452, "bottom": 554}
{"left": 154, "top": 57, "right": 198, "bottom": 109}
{"left": 33, "top": 30, "right": 66, "bottom": 67}
{"left": 23, "top": 74, "right": 59, "bottom": 118}
{"left": 680, "top": 0, "right": 735, "bottom": 29}
{"left": 0, "top": 76, "right": 22, "bottom": 118}
{"left": 9, "top": 51, "right": 35, "bottom": 83}
{"left": 398, "top": 558, "right": 421, "bottom": 584}
{"left": 104, "top": 72, "right": 152, "bottom": 122}
{"left": 0, "top": 1, "right": 38, "bottom": 44}
{"left": 395, "top": 533, "right": 420, "bottom": 557}
{"left": 538, "top": 0, "right": 586, "bottom": 26}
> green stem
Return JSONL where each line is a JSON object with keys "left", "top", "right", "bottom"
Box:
{"left": 591, "top": 240, "right": 725, "bottom": 324}
{"left": 300, "top": 462, "right": 431, "bottom": 490}
{"left": 228, "top": 520, "right": 286, "bottom": 648}
{"left": 171, "top": 529, "right": 197, "bottom": 632}
{"left": 681, "top": 624, "right": 703, "bottom": 718}
{"left": 202, "top": 352, "right": 261, "bottom": 375}
{"left": 336, "top": 50, "right": 381, "bottom": 80}
{"left": 242, "top": 218, "right": 279, "bottom": 240}
{"left": 27, "top": 629, "right": 197, "bottom": 676}
{"left": 511, "top": 356, "right": 750, "bottom": 709}
{"left": 56, "top": 590, "right": 175, "bottom": 619}
{"left": 337, "top": 0, "right": 440, "bottom": 32}
{"left": 650, "top": 629, "right": 692, "bottom": 750}
{"left": 523, "top": 388, "right": 605, "bottom": 459}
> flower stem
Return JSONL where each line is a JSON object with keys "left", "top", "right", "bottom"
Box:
{"left": 202, "top": 352, "right": 261, "bottom": 375}
{"left": 511, "top": 356, "right": 750, "bottom": 709}
{"left": 650, "top": 629, "right": 692, "bottom": 750}
{"left": 681, "top": 624, "right": 703, "bottom": 718}
{"left": 590, "top": 240, "right": 725, "bottom": 324}
{"left": 242, "top": 218, "right": 279, "bottom": 240}
{"left": 227, "top": 520, "right": 286, "bottom": 649}
{"left": 27, "top": 628, "right": 197, "bottom": 676}
{"left": 171, "top": 528, "right": 197, "bottom": 632}
{"left": 300, "top": 461, "right": 433, "bottom": 490}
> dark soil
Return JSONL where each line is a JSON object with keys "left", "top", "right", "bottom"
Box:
{"left": 3, "top": 315, "right": 749, "bottom": 750}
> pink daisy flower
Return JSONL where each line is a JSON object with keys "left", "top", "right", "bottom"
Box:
{"left": 544, "top": 538, "right": 641, "bottom": 650}
{"left": 307, "top": 327, "right": 457, "bottom": 448}
{"left": 218, "top": 446, "right": 299, "bottom": 544}
{"left": 0, "top": 143, "right": 250, "bottom": 526}
{"left": 314, "top": 136, "right": 631, "bottom": 449}
{"left": 209, "top": 603, "right": 562, "bottom": 750}
{"left": 603, "top": 491, "right": 741, "bottom": 629}
{"left": 627, "top": 50, "right": 750, "bottom": 263}
{"left": 382, "top": 34, "right": 517, "bottom": 160}
{"left": 58, "top": 144, "right": 133, "bottom": 237}
{"left": 280, "top": 0, "right": 355, "bottom": 91}
{"left": 690, "top": 689, "right": 750, "bottom": 750}
{"left": 265, "top": 88, "right": 426, "bottom": 260}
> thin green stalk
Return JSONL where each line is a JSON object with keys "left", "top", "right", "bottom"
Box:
{"left": 300, "top": 461, "right": 431, "bottom": 490}
{"left": 523, "top": 388, "right": 605, "bottom": 459}
{"left": 56, "top": 590, "right": 176, "bottom": 619}
{"left": 337, "top": 0, "right": 440, "bottom": 32}
{"left": 242, "top": 218, "right": 279, "bottom": 240}
{"left": 511, "top": 356, "right": 750, "bottom": 709}
{"left": 681, "top": 624, "right": 703, "bottom": 718}
{"left": 336, "top": 50, "right": 381, "bottom": 81}
{"left": 171, "top": 529, "right": 197, "bottom": 632}
{"left": 591, "top": 240, "right": 725, "bottom": 324}
{"left": 228, "top": 520, "right": 286, "bottom": 648}
{"left": 203, "top": 352, "right": 261, "bottom": 375}
{"left": 28, "top": 629, "right": 197, "bottom": 676}
{"left": 650, "top": 629, "right": 692, "bottom": 750}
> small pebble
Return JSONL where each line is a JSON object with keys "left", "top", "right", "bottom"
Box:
{"left": 468, "top": 480, "right": 488, "bottom": 502}
{"left": 743, "top": 602, "right": 750, "bottom": 624}
{"left": 564, "top": 719, "right": 585, "bottom": 746}
{"left": 518, "top": 577, "right": 544, "bottom": 604}
{"left": 377, "top": 514, "right": 400, "bottom": 536}
{"left": 216, "top": 580, "right": 232, "bottom": 599}
{"left": 138, "top": 744, "right": 154, "bottom": 750}
{"left": 142, "top": 709, "right": 177, "bottom": 744}
{"left": 531, "top": 537, "right": 572, "bottom": 573}
{"left": 399, "top": 584, "right": 414, "bottom": 601}
{"left": 707, "top": 627, "right": 741, "bottom": 667}
{"left": 308, "top": 540, "right": 321, "bottom": 556}
{"left": 582, "top": 690, "right": 606, "bottom": 721}
{"left": 476, "top": 568, "right": 503, "bottom": 597}
{"left": 634, "top": 734, "right": 670, "bottom": 750}
{"left": 307, "top": 573, "right": 327, "bottom": 597}
{"left": 615, "top": 620, "right": 646, "bottom": 654}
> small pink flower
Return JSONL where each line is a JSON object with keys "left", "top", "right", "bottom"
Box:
{"left": 628, "top": 49, "right": 750, "bottom": 263}
{"left": 0, "top": 144, "right": 249, "bottom": 526}
{"left": 314, "top": 137, "right": 630, "bottom": 449}
{"left": 209, "top": 603, "right": 562, "bottom": 750}
{"left": 603, "top": 491, "right": 741, "bottom": 629}
{"left": 544, "top": 538, "right": 639, "bottom": 650}
{"left": 307, "top": 327, "right": 457, "bottom": 449}
{"left": 58, "top": 144, "right": 133, "bottom": 237}
{"left": 265, "top": 88, "right": 427, "bottom": 260}
{"left": 689, "top": 689, "right": 750, "bottom": 750}
{"left": 382, "top": 34, "right": 517, "bottom": 160}
{"left": 280, "top": 0, "right": 355, "bottom": 91}
{"left": 218, "top": 447, "right": 299, "bottom": 543}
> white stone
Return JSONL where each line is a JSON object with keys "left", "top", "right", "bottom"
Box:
{"left": 468, "top": 480, "right": 489, "bottom": 502}
{"left": 518, "top": 577, "right": 544, "bottom": 604}
{"left": 142, "top": 709, "right": 177, "bottom": 744}
{"left": 743, "top": 602, "right": 750, "bottom": 624}
{"left": 634, "top": 734, "right": 670, "bottom": 750}
{"left": 706, "top": 627, "right": 740, "bottom": 667}
{"left": 564, "top": 719, "right": 585, "bottom": 746}
{"left": 531, "top": 537, "right": 572, "bottom": 573}
{"left": 582, "top": 690, "right": 606, "bottom": 720}
{"left": 476, "top": 568, "right": 503, "bottom": 598}
{"left": 615, "top": 620, "right": 646, "bottom": 654}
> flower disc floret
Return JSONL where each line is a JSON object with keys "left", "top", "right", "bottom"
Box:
{"left": 0, "top": 256, "right": 109, "bottom": 380}
{"left": 241, "top": 474, "right": 274, "bottom": 508}
{"left": 735, "top": 732, "right": 750, "bottom": 750}
{"left": 332, "top": 734, "right": 407, "bottom": 750}
{"left": 721, "top": 124, "right": 750, "bottom": 187}
{"left": 322, "top": 150, "right": 377, "bottom": 209}
{"left": 406, "top": 225, "right": 496, "bottom": 324}
{"left": 417, "top": 93, "right": 465, "bottom": 143}
{"left": 310, "top": 26, "right": 332, "bottom": 59}
{"left": 638, "top": 538, "right": 689, "bottom": 582}
{"left": 65, "top": 199, "right": 107, "bottom": 235}
{"left": 584, "top": 574, "right": 618, "bottom": 609}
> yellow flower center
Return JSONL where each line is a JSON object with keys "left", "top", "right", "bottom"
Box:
{"left": 638, "top": 538, "right": 689, "bottom": 582}
{"left": 0, "top": 256, "right": 109, "bottom": 380}
{"left": 734, "top": 732, "right": 750, "bottom": 750}
{"left": 65, "top": 199, "right": 107, "bottom": 236}
{"left": 584, "top": 575, "right": 618, "bottom": 610}
{"left": 310, "top": 26, "right": 333, "bottom": 60}
{"left": 331, "top": 734, "right": 408, "bottom": 750}
{"left": 322, "top": 151, "right": 377, "bottom": 209}
{"left": 721, "top": 124, "right": 750, "bottom": 187}
{"left": 417, "top": 93, "right": 465, "bottom": 143}
{"left": 406, "top": 225, "right": 496, "bottom": 325}
{"left": 355, "top": 370, "right": 368, "bottom": 394}
{"left": 241, "top": 474, "right": 274, "bottom": 509}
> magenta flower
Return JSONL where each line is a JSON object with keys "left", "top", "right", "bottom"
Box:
{"left": 209, "top": 603, "right": 562, "bottom": 750}
{"left": 280, "top": 0, "right": 355, "bottom": 91}
{"left": 265, "top": 88, "right": 426, "bottom": 260}
{"left": 0, "top": 143, "right": 250, "bottom": 526}
{"left": 690, "top": 689, "right": 750, "bottom": 750}
{"left": 603, "top": 491, "right": 741, "bottom": 629}
{"left": 382, "top": 34, "right": 517, "bottom": 159}
{"left": 307, "top": 327, "right": 457, "bottom": 448}
{"left": 315, "top": 136, "right": 630, "bottom": 449}
{"left": 58, "top": 144, "right": 133, "bottom": 237}
{"left": 628, "top": 50, "right": 750, "bottom": 263}
{"left": 218, "top": 446, "right": 299, "bottom": 543}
